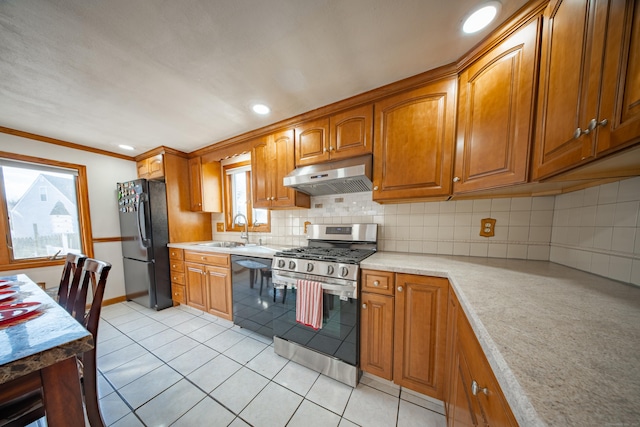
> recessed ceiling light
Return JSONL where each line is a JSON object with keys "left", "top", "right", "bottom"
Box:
{"left": 252, "top": 104, "right": 270, "bottom": 115}
{"left": 118, "top": 144, "right": 135, "bottom": 151}
{"left": 463, "top": 2, "right": 500, "bottom": 34}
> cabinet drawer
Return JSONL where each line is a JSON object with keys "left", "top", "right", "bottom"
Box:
{"left": 171, "top": 272, "right": 185, "bottom": 285}
{"left": 184, "top": 251, "right": 230, "bottom": 267}
{"left": 362, "top": 269, "right": 395, "bottom": 295}
{"left": 169, "top": 248, "right": 184, "bottom": 261}
{"left": 170, "top": 260, "right": 184, "bottom": 273}
{"left": 171, "top": 284, "right": 186, "bottom": 305}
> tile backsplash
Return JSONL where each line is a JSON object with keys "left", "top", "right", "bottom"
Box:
{"left": 550, "top": 177, "right": 640, "bottom": 285}
{"left": 212, "top": 176, "right": 640, "bottom": 286}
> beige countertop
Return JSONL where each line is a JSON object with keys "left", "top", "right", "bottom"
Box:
{"left": 361, "top": 252, "right": 640, "bottom": 427}
{"left": 167, "top": 241, "right": 290, "bottom": 258}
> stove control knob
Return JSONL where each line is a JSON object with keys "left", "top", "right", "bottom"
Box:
{"left": 288, "top": 261, "right": 296, "bottom": 270}
{"left": 306, "top": 263, "right": 314, "bottom": 272}
{"left": 277, "top": 259, "right": 285, "bottom": 268}
{"left": 327, "top": 265, "right": 334, "bottom": 275}
{"left": 340, "top": 267, "right": 349, "bottom": 277}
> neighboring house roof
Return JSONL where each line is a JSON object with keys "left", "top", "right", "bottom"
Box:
{"left": 9, "top": 174, "right": 78, "bottom": 238}
{"left": 50, "top": 200, "right": 71, "bottom": 215}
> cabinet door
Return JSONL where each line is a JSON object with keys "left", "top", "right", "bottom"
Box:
{"left": 147, "top": 155, "right": 164, "bottom": 179}
{"left": 532, "top": 0, "right": 609, "bottom": 179}
{"left": 185, "top": 262, "right": 207, "bottom": 311}
{"left": 295, "top": 117, "right": 330, "bottom": 166}
{"left": 455, "top": 309, "right": 518, "bottom": 427}
{"left": 454, "top": 18, "right": 540, "bottom": 194}
{"left": 394, "top": 274, "right": 448, "bottom": 399}
{"left": 329, "top": 104, "right": 373, "bottom": 161}
{"left": 373, "top": 77, "right": 456, "bottom": 202}
{"left": 444, "top": 289, "right": 460, "bottom": 419}
{"left": 360, "top": 292, "right": 394, "bottom": 380}
{"left": 137, "top": 159, "right": 150, "bottom": 178}
{"left": 271, "top": 129, "right": 299, "bottom": 208}
{"left": 252, "top": 137, "right": 272, "bottom": 208}
{"left": 188, "top": 157, "right": 204, "bottom": 211}
{"left": 205, "top": 265, "right": 232, "bottom": 321}
{"left": 449, "top": 329, "right": 481, "bottom": 427}
{"left": 597, "top": 1, "right": 640, "bottom": 155}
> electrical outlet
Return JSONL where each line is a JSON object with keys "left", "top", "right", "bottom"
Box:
{"left": 479, "top": 218, "right": 496, "bottom": 237}
{"left": 216, "top": 222, "right": 224, "bottom": 232}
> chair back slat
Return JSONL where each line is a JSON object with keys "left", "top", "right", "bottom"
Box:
{"left": 57, "top": 253, "right": 86, "bottom": 311}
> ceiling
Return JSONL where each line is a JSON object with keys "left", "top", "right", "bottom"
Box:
{"left": 0, "top": 0, "right": 529, "bottom": 157}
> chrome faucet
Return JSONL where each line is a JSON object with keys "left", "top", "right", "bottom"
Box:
{"left": 232, "top": 213, "right": 249, "bottom": 245}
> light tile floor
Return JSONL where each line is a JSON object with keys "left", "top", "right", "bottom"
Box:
{"left": 91, "top": 301, "right": 447, "bottom": 427}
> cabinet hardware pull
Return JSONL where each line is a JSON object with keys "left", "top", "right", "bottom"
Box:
{"left": 373, "top": 280, "right": 380, "bottom": 287}
{"left": 373, "top": 186, "right": 379, "bottom": 191}
{"left": 362, "top": 303, "right": 367, "bottom": 309}
{"left": 588, "top": 118, "right": 608, "bottom": 131}
{"left": 453, "top": 177, "right": 460, "bottom": 183}
{"left": 397, "top": 286, "right": 403, "bottom": 292}
{"left": 573, "top": 127, "right": 590, "bottom": 138}
{"left": 471, "top": 380, "right": 489, "bottom": 396}
{"left": 329, "top": 146, "right": 335, "bottom": 151}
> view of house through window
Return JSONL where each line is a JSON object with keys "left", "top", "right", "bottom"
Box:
{"left": 224, "top": 162, "right": 269, "bottom": 232}
{"left": 0, "top": 159, "right": 82, "bottom": 260}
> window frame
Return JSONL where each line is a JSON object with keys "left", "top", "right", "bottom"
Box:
{"left": 223, "top": 161, "right": 270, "bottom": 233}
{"left": 0, "top": 151, "right": 94, "bottom": 271}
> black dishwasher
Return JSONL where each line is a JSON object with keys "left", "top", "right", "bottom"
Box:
{"left": 231, "top": 255, "right": 276, "bottom": 339}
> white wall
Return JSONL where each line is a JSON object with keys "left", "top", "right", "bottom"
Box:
{"left": 0, "top": 133, "right": 137, "bottom": 300}
{"left": 212, "top": 177, "right": 640, "bottom": 287}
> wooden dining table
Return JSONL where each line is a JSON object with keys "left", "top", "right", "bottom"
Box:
{"left": 0, "top": 274, "right": 93, "bottom": 426}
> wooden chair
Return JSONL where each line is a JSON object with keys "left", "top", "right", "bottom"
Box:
{"left": 0, "top": 258, "right": 112, "bottom": 427}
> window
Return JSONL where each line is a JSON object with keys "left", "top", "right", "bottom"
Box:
{"left": 223, "top": 161, "right": 269, "bottom": 233}
{"left": 0, "top": 152, "right": 93, "bottom": 269}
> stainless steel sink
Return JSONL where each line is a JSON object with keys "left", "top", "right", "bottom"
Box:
{"left": 196, "top": 241, "right": 244, "bottom": 248}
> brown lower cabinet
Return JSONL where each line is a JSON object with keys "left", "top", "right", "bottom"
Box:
{"left": 169, "top": 248, "right": 186, "bottom": 305}
{"left": 360, "top": 271, "right": 449, "bottom": 400}
{"left": 361, "top": 269, "right": 517, "bottom": 425}
{"left": 184, "top": 251, "right": 232, "bottom": 321}
{"left": 448, "top": 292, "right": 517, "bottom": 426}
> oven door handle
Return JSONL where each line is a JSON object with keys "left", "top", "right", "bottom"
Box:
{"left": 272, "top": 274, "right": 357, "bottom": 298}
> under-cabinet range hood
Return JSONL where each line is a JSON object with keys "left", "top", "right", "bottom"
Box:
{"left": 283, "top": 154, "right": 373, "bottom": 196}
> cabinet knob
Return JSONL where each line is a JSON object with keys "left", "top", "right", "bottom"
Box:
{"left": 362, "top": 303, "right": 367, "bottom": 309}
{"left": 201, "top": 257, "right": 206, "bottom": 260}
{"left": 397, "top": 286, "right": 403, "bottom": 292}
{"left": 329, "top": 146, "right": 335, "bottom": 151}
{"left": 373, "top": 186, "right": 379, "bottom": 191}
{"left": 453, "top": 177, "right": 460, "bottom": 183}
{"left": 588, "top": 117, "right": 608, "bottom": 131}
{"left": 573, "top": 127, "right": 589, "bottom": 138}
{"left": 471, "top": 380, "right": 489, "bottom": 396}
{"left": 373, "top": 280, "right": 380, "bottom": 287}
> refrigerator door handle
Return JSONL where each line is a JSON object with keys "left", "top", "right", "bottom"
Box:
{"left": 137, "top": 194, "right": 152, "bottom": 248}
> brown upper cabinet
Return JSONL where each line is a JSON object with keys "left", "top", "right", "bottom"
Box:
{"left": 188, "top": 157, "right": 222, "bottom": 212}
{"left": 252, "top": 129, "right": 311, "bottom": 209}
{"left": 294, "top": 104, "right": 373, "bottom": 166}
{"left": 372, "top": 76, "right": 457, "bottom": 202}
{"left": 137, "top": 154, "right": 164, "bottom": 180}
{"left": 533, "top": 0, "right": 640, "bottom": 180}
{"left": 454, "top": 16, "right": 541, "bottom": 194}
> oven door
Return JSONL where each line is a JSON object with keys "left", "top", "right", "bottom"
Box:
{"left": 271, "top": 272, "right": 358, "bottom": 366}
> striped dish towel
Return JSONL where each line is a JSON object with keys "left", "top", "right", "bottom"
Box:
{"left": 296, "top": 279, "right": 323, "bottom": 330}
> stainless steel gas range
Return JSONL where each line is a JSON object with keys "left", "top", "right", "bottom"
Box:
{"left": 271, "top": 223, "right": 377, "bottom": 387}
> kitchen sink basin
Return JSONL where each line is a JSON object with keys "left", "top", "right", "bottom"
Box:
{"left": 197, "top": 241, "right": 244, "bottom": 248}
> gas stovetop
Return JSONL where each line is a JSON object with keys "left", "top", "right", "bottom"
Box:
{"left": 274, "top": 247, "right": 376, "bottom": 264}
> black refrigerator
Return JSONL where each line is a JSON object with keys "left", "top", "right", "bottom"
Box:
{"left": 117, "top": 179, "right": 172, "bottom": 310}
